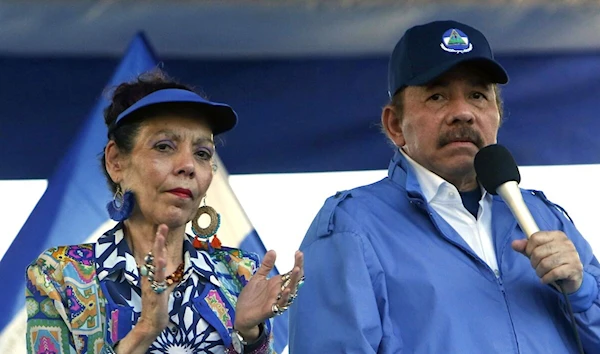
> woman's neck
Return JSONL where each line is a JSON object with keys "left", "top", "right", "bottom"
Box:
{"left": 123, "top": 217, "right": 185, "bottom": 269}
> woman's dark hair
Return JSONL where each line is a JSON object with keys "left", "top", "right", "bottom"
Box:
{"left": 101, "top": 68, "right": 203, "bottom": 192}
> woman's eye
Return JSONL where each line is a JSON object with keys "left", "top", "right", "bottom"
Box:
{"left": 155, "top": 142, "right": 174, "bottom": 151}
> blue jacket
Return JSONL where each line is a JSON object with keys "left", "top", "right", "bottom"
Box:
{"left": 289, "top": 151, "right": 600, "bottom": 353}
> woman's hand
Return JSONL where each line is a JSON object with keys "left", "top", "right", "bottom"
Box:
{"left": 136, "top": 224, "right": 171, "bottom": 334}
{"left": 115, "top": 224, "right": 170, "bottom": 353}
{"left": 234, "top": 250, "right": 304, "bottom": 340}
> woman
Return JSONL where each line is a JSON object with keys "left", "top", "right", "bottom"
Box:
{"left": 25, "top": 70, "right": 304, "bottom": 354}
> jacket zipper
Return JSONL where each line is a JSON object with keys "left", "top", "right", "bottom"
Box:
{"left": 496, "top": 273, "right": 521, "bottom": 353}
{"left": 422, "top": 202, "right": 522, "bottom": 353}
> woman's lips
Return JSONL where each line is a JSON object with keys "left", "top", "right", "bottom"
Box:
{"left": 167, "top": 188, "right": 193, "bottom": 198}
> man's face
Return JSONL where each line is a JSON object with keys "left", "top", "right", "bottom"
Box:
{"left": 393, "top": 64, "right": 501, "bottom": 185}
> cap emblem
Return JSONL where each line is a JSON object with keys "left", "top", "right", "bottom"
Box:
{"left": 440, "top": 28, "right": 473, "bottom": 54}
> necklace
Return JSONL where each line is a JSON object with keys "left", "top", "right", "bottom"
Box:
{"left": 165, "top": 263, "right": 185, "bottom": 285}
{"left": 137, "top": 262, "right": 185, "bottom": 286}
{"left": 128, "top": 235, "right": 185, "bottom": 286}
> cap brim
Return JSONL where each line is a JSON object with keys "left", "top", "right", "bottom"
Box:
{"left": 199, "top": 104, "right": 237, "bottom": 136}
{"left": 406, "top": 57, "right": 509, "bottom": 87}
{"left": 114, "top": 88, "right": 238, "bottom": 136}
{"left": 141, "top": 101, "right": 238, "bottom": 136}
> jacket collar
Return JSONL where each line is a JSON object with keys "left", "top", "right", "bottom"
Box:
{"left": 388, "top": 149, "right": 427, "bottom": 200}
{"left": 388, "top": 149, "right": 518, "bottom": 263}
{"left": 95, "top": 222, "right": 221, "bottom": 288}
{"left": 184, "top": 235, "right": 222, "bottom": 288}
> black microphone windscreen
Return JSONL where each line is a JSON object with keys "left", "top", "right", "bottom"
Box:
{"left": 474, "top": 144, "right": 521, "bottom": 195}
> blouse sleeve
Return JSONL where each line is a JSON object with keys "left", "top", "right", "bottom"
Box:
{"left": 219, "top": 248, "right": 275, "bottom": 354}
{"left": 25, "top": 254, "right": 76, "bottom": 354}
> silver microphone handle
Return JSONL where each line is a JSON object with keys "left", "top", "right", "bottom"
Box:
{"left": 496, "top": 181, "right": 540, "bottom": 238}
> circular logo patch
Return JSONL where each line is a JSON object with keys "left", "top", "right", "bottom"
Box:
{"left": 441, "top": 28, "right": 473, "bottom": 53}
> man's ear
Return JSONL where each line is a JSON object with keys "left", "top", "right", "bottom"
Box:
{"left": 105, "top": 141, "right": 125, "bottom": 184}
{"left": 381, "top": 105, "right": 405, "bottom": 147}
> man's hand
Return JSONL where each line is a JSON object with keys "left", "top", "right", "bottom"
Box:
{"left": 512, "top": 231, "right": 583, "bottom": 294}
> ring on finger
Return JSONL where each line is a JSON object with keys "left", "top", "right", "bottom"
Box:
{"left": 272, "top": 303, "right": 281, "bottom": 316}
{"left": 150, "top": 280, "right": 167, "bottom": 294}
{"left": 297, "top": 275, "right": 306, "bottom": 288}
{"left": 272, "top": 302, "right": 288, "bottom": 316}
{"left": 140, "top": 251, "right": 156, "bottom": 277}
{"left": 282, "top": 281, "right": 302, "bottom": 306}
{"left": 286, "top": 293, "right": 297, "bottom": 306}
{"left": 281, "top": 277, "right": 292, "bottom": 292}
{"left": 286, "top": 275, "right": 305, "bottom": 293}
{"left": 144, "top": 252, "right": 154, "bottom": 264}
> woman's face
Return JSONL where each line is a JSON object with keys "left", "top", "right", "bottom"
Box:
{"left": 114, "top": 113, "right": 215, "bottom": 229}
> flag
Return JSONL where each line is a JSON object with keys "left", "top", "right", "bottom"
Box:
{"left": 207, "top": 155, "right": 289, "bottom": 352}
{"left": 0, "top": 32, "right": 158, "bottom": 346}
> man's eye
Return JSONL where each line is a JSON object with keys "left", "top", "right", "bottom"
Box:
{"left": 429, "top": 94, "right": 443, "bottom": 101}
{"left": 472, "top": 92, "right": 487, "bottom": 100}
{"left": 195, "top": 149, "right": 213, "bottom": 160}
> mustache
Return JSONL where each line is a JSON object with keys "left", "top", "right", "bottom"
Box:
{"left": 438, "top": 125, "right": 484, "bottom": 148}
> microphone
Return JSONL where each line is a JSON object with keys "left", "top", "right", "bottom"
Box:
{"left": 474, "top": 144, "right": 539, "bottom": 238}
{"left": 475, "top": 144, "right": 586, "bottom": 354}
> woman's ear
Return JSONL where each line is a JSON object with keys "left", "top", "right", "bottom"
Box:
{"left": 381, "top": 105, "right": 405, "bottom": 147}
{"left": 105, "top": 141, "right": 125, "bottom": 184}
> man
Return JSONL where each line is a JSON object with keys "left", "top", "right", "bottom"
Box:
{"left": 289, "top": 20, "right": 600, "bottom": 353}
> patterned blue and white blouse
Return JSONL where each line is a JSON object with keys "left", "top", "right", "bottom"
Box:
{"left": 25, "top": 223, "right": 274, "bottom": 354}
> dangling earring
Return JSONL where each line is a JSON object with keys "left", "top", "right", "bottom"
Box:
{"left": 106, "top": 185, "right": 135, "bottom": 221}
{"left": 191, "top": 198, "right": 222, "bottom": 252}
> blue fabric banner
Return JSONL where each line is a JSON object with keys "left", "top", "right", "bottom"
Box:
{"left": 3, "top": 51, "right": 600, "bottom": 179}
{"left": 0, "top": 33, "right": 158, "bottom": 330}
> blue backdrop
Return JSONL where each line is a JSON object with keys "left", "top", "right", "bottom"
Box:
{"left": 3, "top": 50, "right": 600, "bottom": 181}
{"left": 2, "top": 36, "right": 600, "bottom": 352}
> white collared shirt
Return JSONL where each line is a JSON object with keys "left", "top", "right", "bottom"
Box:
{"left": 400, "top": 149, "right": 500, "bottom": 275}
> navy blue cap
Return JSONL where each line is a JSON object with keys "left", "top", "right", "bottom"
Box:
{"left": 113, "top": 88, "right": 238, "bottom": 135}
{"left": 388, "top": 20, "right": 508, "bottom": 98}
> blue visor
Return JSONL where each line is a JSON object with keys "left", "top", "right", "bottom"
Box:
{"left": 114, "top": 88, "right": 237, "bottom": 135}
